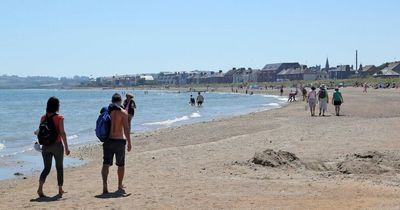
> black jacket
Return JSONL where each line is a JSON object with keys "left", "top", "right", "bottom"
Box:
{"left": 123, "top": 100, "right": 136, "bottom": 115}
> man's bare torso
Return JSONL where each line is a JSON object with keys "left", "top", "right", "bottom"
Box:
{"left": 109, "top": 109, "right": 128, "bottom": 140}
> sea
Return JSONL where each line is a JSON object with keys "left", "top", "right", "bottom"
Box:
{"left": 0, "top": 89, "right": 286, "bottom": 180}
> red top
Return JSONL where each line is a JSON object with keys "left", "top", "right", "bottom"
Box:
{"left": 41, "top": 114, "right": 64, "bottom": 143}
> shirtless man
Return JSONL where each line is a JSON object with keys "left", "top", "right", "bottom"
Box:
{"left": 101, "top": 93, "right": 132, "bottom": 194}
{"left": 196, "top": 92, "right": 204, "bottom": 106}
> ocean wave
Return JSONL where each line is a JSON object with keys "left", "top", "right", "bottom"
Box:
{"left": 190, "top": 112, "right": 201, "bottom": 118}
{"left": 1, "top": 147, "right": 33, "bottom": 158}
{"left": 68, "top": 134, "right": 79, "bottom": 140}
{"left": 0, "top": 143, "right": 5, "bottom": 151}
{"left": 143, "top": 116, "right": 190, "bottom": 126}
{"left": 262, "top": 103, "right": 281, "bottom": 107}
{"left": 143, "top": 112, "right": 202, "bottom": 126}
{"left": 263, "top": 95, "right": 287, "bottom": 101}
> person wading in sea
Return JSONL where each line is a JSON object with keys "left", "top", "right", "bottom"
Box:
{"left": 196, "top": 92, "right": 204, "bottom": 106}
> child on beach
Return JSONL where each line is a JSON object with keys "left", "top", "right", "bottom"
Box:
{"left": 332, "top": 88, "right": 344, "bottom": 116}
{"left": 307, "top": 86, "right": 317, "bottom": 116}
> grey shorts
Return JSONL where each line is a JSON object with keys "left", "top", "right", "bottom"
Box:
{"left": 319, "top": 100, "right": 327, "bottom": 111}
{"left": 103, "top": 139, "right": 126, "bottom": 167}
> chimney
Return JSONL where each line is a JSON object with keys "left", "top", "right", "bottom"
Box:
{"left": 356, "top": 50, "right": 358, "bottom": 72}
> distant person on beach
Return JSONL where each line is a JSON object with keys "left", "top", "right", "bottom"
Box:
{"left": 302, "top": 87, "right": 307, "bottom": 101}
{"left": 102, "top": 93, "right": 132, "bottom": 194}
{"left": 196, "top": 92, "right": 204, "bottom": 106}
{"left": 317, "top": 85, "right": 329, "bottom": 116}
{"left": 189, "top": 95, "right": 195, "bottom": 106}
{"left": 288, "top": 89, "right": 297, "bottom": 102}
{"left": 280, "top": 86, "right": 284, "bottom": 96}
{"left": 332, "top": 88, "right": 344, "bottom": 116}
{"left": 36, "top": 96, "right": 70, "bottom": 197}
{"left": 123, "top": 93, "right": 136, "bottom": 133}
{"left": 363, "top": 83, "right": 368, "bottom": 93}
{"left": 307, "top": 86, "right": 317, "bottom": 116}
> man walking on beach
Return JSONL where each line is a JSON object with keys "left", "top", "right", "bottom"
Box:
{"left": 318, "top": 85, "right": 329, "bottom": 116}
{"left": 102, "top": 93, "right": 132, "bottom": 194}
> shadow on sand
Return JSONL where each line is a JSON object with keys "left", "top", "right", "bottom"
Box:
{"left": 95, "top": 189, "right": 131, "bottom": 199}
{"left": 30, "top": 194, "right": 64, "bottom": 202}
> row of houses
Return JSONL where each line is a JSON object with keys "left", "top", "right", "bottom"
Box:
{"left": 96, "top": 74, "right": 157, "bottom": 87}
{"left": 94, "top": 61, "right": 400, "bottom": 86}
{"left": 361, "top": 62, "right": 400, "bottom": 78}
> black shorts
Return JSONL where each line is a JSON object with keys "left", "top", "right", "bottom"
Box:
{"left": 333, "top": 101, "right": 342, "bottom": 106}
{"left": 103, "top": 139, "right": 126, "bottom": 167}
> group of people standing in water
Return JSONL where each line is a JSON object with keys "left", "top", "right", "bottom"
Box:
{"left": 189, "top": 92, "right": 204, "bottom": 106}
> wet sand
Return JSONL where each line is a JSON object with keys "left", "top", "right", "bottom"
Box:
{"left": 1, "top": 87, "right": 400, "bottom": 209}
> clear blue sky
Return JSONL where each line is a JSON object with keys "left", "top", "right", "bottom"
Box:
{"left": 0, "top": 0, "right": 399, "bottom": 77}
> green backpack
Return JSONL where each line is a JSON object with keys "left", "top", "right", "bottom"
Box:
{"left": 319, "top": 90, "right": 326, "bottom": 98}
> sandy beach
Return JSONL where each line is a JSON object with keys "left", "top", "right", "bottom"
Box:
{"left": 1, "top": 87, "right": 400, "bottom": 209}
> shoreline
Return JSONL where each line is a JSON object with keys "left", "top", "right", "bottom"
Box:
{"left": 0, "top": 90, "right": 287, "bottom": 181}
{"left": 1, "top": 87, "right": 400, "bottom": 209}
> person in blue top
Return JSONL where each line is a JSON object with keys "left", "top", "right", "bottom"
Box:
{"left": 332, "top": 88, "right": 344, "bottom": 116}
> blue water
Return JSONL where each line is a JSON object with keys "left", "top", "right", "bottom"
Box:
{"left": 0, "top": 89, "right": 286, "bottom": 179}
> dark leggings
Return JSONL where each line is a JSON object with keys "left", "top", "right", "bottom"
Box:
{"left": 39, "top": 143, "right": 64, "bottom": 186}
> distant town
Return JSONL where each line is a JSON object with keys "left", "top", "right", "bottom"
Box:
{"left": 1, "top": 58, "right": 400, "bottom": 89}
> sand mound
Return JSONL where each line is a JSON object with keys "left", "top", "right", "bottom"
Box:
{"left": 252, "top": 149, "right": 301, "bottom": 167}
{"left": 249, "top": 150, "right": 400, "bottom": 176}
{"left": 337, "top": 151, "right": 400, "bottom": 175}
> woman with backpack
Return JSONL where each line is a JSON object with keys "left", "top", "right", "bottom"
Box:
{"left": 36, "top": 96, "right": 70, "bottom": 197}
{"left": 332, "top": 88, "right": 344, "bottom": 116}
{"left": 317, "top": 85, "right": 329, "bottom": 116}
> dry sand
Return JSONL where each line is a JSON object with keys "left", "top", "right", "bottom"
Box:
{"left": 1, "top": 87, "right": 400, "bottom": 209}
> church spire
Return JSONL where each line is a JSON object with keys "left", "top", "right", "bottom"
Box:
{"left": 325, "top": 57, "right": 330, "bottom": 70}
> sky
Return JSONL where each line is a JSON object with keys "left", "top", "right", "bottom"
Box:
{"left": 0, "top": 0, "right": 399, "bottom": 77}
